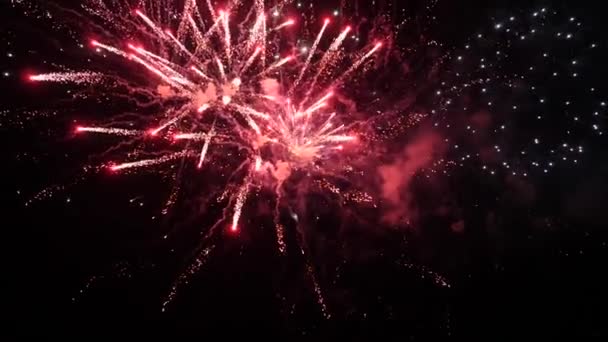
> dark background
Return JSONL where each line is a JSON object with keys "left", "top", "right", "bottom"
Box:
{"left": 2, "top": 0, "right": 608, "bottom": 338}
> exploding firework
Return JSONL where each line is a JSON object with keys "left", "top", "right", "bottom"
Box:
{"left": 9, "top": 0, "right": 606, "bottom": 320}
{"left": 20, "top": 0, "right": 385, "bottom": 311}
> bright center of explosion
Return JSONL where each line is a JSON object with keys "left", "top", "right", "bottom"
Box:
{"left": 250, "top": 90, "right": 355, "bottom": 173}
{"left": 289, "top": 145, "right": 320, "bottom": 162}
{"left": 189, "top": 77, "right": 241, "bottom": 107}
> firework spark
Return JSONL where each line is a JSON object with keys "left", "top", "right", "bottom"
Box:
{"left": 110, "top": 151, "right": 189, "bottom": 172}
{"left": 75, "top": 126, "right": 142, "bottom": 136}
{"left": 29, "top": 72, "right": 103, "bottom": 84}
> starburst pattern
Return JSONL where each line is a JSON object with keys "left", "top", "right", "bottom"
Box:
{"left": 19, "top": 0, "right": 384, "bottom": 310}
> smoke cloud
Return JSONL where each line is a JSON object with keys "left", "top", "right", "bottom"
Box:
{"left": 378, "top": 131, "right": 445, "bottom": 224}
{"left": 260, "top": 78, "right": 280, "bottom": 98}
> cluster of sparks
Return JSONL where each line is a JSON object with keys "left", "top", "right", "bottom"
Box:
{"left": 28, "top": 0, "right": 381, "bottom": 237}
{"left": 22, "top": 0, "right": 384, "bottom": 310}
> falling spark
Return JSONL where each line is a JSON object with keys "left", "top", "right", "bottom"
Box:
{"left": 135, "top": 9, "right": 167, "bottom": 37}
{"left": 231, "top": 182, "right": 250, "bottom": 232}
{"left": 166, "top": 30, "right": 197, "bottom": 59}
{"left": 245, "top": 114, "right": 262, "bottom": 134}
{"left": 260, "top": 55, "right": 293, "bottom": 75}
{"left": 29, "top": 72, "right": 103, "bottom": 84}
{"left": 216, "top": 57, "right": 227, "bottom": 82}
{"left": 272, "top": 18, "right": 295, "bottom": 31}
{"left": 292, "top": 19, "right": 330, "bottom": 91}
{"left": 191, "top": 66, "right": 211, "bottom": 80}
{"left": 240, "top": 46, "right": 263, "bottom": 74}
{"left": 325, "top": 135, "right": 356, "bottom": 142}
{"left": 110, "top": 152, "right": 187, "bottom": 172}
{"left": 150, "top": 106, "right": 195, "bottom": 136}
{"left": 174, "top": 132, "right": 208, "bottom": 141}
{"left": 75, "top": 126, "right": 142, "bottom": 136}
{"left": 231, "top": 103, "right": 270, "bottom": 119}
{"left": 197, "top": 128, "right": 214, "bottom": 168}
{"left": 332, "top": 42, "right": 383, "bottom": 85}
{"left": 221, "top": 11, "right": 231, "bottom": 62}
{"left": 306, "top": 26, "right": 351, "bottom": 96}
{"left": 91, "top": 40, "right": 129, "bottom": 58}
{"left": 129, "top": 54, "right": 186, "bottom": 90}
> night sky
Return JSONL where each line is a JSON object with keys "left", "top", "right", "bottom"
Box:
{"left": 2, "top": 0, "right": 608, "bottom": 338}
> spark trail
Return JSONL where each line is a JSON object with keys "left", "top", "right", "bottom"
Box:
{"left": 291, "top": 18, "right": 330, "bottom": 92}
{"left": 29, "top": 72, "right": 103, "bottom": 84}
{"left": 110, "top": 152, "right": 189, "bottom": 172}
{"left": 76, "top": 126, "right": 142, "bottom": 136}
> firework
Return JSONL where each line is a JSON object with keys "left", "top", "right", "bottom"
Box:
{"left": 26, "top": 0, "right": 380, "bottom": 178}
{"left": 22, "top": 0, "right": 384, "bottom": 312}
{"left": 15, "top": 0, "right": 604, "bottom": 321}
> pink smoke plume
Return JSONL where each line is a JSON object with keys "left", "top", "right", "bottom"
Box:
{"left": 378, "top": 131, "right": 445, "bottom": 224}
